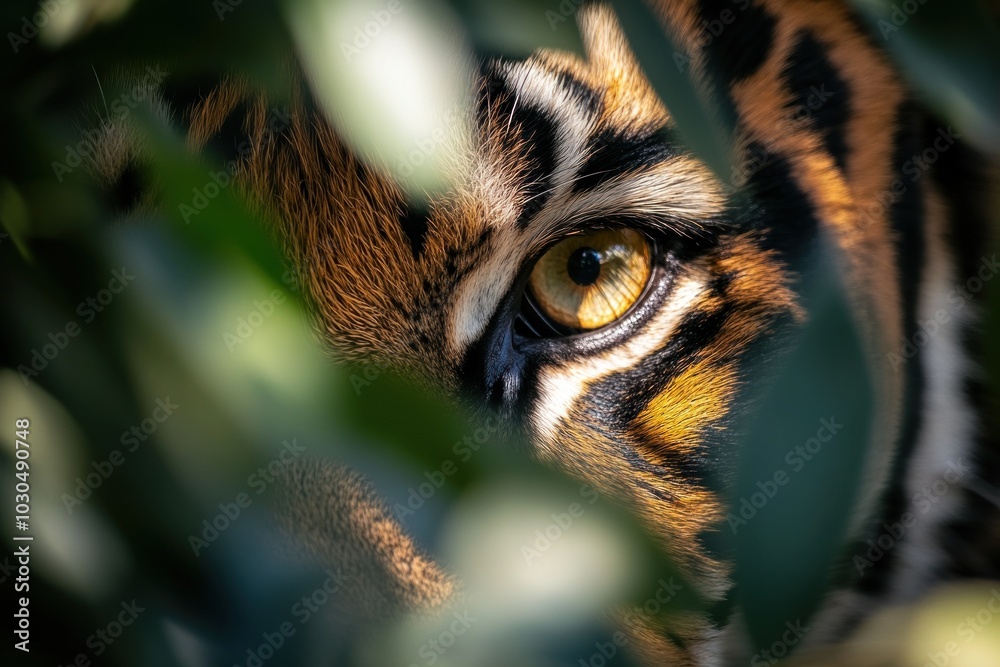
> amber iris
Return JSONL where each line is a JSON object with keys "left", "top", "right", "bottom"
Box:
{"left": 528, "top": 229, "right": 652, "bottom": 330}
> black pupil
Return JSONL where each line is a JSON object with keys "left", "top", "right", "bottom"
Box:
{"left": 567, "top": 247, "right": 602, "bottom": 286}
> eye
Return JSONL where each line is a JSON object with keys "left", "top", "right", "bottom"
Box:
{"left": 526, "top": 228, "right": 652, "bottom": 331}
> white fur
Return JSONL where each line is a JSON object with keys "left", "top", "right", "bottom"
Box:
{"left": 888, "top": 227, "right": 976, "bottom": 600}
{"left": 531, "top": 273, "right": 708, "bottom": 446}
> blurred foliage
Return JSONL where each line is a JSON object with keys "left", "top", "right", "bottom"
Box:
{"left": 729, "top": 244, "right": 874, "bottom": 654}
{"left": 0, "top": 0, "right": 998, "bottom": 666}
{"left": 851, "top": 0, "right": 1000, "bottom": 153}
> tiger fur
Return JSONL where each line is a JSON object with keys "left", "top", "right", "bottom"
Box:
{"left": 88, "top": 1, "right": 999, "bottom": 664}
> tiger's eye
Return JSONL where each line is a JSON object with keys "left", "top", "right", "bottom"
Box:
{"left": 528, "top": 229, "right": 651, "bottom": 330}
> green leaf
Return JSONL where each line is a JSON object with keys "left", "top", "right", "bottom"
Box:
{"left": 445, "top": 0, "right": 585, "bottom": 56}
{"left": 730, "top": 241, "right": 874, "bottom": 656}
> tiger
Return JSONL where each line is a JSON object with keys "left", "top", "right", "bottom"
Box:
{"left": 85, "top": 0, "right": 1000, "bottom": 664}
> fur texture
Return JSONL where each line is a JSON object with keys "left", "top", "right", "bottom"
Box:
{"left": 89, "top": 1, "right": 998, "bottom": 664}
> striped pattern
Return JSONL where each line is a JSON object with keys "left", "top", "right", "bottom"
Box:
{"left": 91, "top": 1, "right": 998, "bottom": 664}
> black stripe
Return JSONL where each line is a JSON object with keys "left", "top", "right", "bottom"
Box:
{"left": 940, "top": 374, "right": 1000, "bottom": 579}
{"left": 741, "top": 148, "right": 820, "bottom": 273}
{"left": 931, "top": 120, "right": 991, "bottom": 283}
{"left": 477, "top": 62, "right": 561, "bottom": 229}
{"left": 555, "top": 69, "right": 601, "bottom": 115}
{"left": 204, "top": 97, "right": 255, "bottom": 168}
{"left": 159, "top": 74, "right": 218, "bottom": 126}
{"left": 697, "top": 0, "right": 777, "bottom": 85}
{"left": 603, "top": 304, "right": 736, "bottom": 426}
{"left": 398, "top": 197, "right": 430, "bottom": 259}
{"left": 475, "top": 60, "right": 509, "bottom": 133}
{"left": 576, "top": 303, "right": 747, "bottom": 487}
{"left": 572, "top": 127, "right": 680, "bottom": 194}
{"left": 107, "top": 159, "right": 144, "bottom": 216}
{"left": 513, "top": 105, "right": 559, "bottom": 229}
{"left": 595, "top": 302, "right": 750, "bottom": 488}
{"left": 782, "top": 32, "right": 851, "bottom": 173}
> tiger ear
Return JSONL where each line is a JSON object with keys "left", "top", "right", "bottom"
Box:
{"left": 573, "top": 4, "right": 671, "bottom": 130}
{"left": 578, "top": 3, "right": 642, "bottom": 78}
